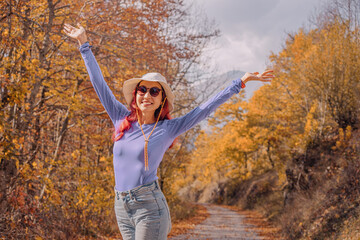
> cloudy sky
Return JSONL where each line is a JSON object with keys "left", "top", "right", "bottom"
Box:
{"left": 192, "top": 0, "right": 326, "bottom": 73}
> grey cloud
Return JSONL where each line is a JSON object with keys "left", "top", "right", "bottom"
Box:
{"left": 190, "top": 0, "right": 325, "bottom": 72}
{"left": 199, "top": 0, "right": 321, "bottom": 37}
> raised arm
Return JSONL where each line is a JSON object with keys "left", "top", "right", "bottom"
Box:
{"left": 63, "top": 24, "right": 129, "bottom": 125}
{"left": 167, "top": 70, "right": 274, "bottom": 137}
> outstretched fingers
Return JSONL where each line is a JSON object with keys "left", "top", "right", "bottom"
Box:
{"left": 242, "top": 70, "right": 275, "bottom": 83}
{"left": 260, "top": 70, "right": 275, "bottom": 82}
{"left": 64, "top": 23, "right": 74, "bottom": 31}
{"left": 63, "top": 23, "right": 75, "bottom": 36}
{"left": 262, "top": 69, "right": 274, "bottom": 75}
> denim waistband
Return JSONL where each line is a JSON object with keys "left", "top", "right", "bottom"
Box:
{"left": 115, "top": 180, "right": 160, "bottom": 199}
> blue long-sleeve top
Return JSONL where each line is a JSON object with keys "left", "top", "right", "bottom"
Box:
{"left": 80, "top": 42, "right": 245, "bottom": 191}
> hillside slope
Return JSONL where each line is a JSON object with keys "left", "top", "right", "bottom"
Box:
{"left": 178, "top": 128, "right": 360, "bottom": 239}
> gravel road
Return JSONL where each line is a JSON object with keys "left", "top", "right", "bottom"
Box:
{"left": 170, "top": 204, "right": 265, "bottom": 240}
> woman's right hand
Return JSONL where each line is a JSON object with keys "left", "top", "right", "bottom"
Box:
{"left": 63, "top": 23, "right": 88, "bottom": 46}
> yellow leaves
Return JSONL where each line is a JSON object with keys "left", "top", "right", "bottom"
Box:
{"left": 2, "top": 28, "right": 9, "bottom": 37}
{"left": 15, "top": 159, "right": 19, "bottom": 170}
{"left": 345, "top": 125, "right": 352, "bottom": 140}
{"left": 334, "top": 125, "right": 352, "bottom": 150}
{"left": 11, "top": 137, "right": 23, "bottom": 149}
{"left": 183, "top": 96, "right": 262, "bottom": 186}
{"left": 31, "top": 59, "right": 40, "bottom": 65}
{"left": 99, "top": 156, "right": 106, "bottom": 163}
{"left": 71, "top": 150, "right": 80, "bottom": 160}
{"left": 302, "top": 102, "right": 321, "bottom": 148}
{"left": 76, "top": 198, "right": 83, "bottom": 206}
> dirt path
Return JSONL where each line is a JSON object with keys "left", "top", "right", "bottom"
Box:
{"left": 170, "top": 204, "right": 265, "bottom": 240}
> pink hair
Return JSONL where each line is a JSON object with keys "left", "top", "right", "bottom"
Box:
{"left": 113, "top": 86, "right": 176, "bottom": 148}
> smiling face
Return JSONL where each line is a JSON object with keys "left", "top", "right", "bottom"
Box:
{"left": 135, "top": 81, "right": 163, "bottom": 114}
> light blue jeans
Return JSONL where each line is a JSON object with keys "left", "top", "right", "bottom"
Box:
{"left": 114, "top": 180, "right": 172, "bottom": 240}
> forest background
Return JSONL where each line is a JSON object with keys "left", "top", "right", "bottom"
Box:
{"left": 1, "top": 0, "right": 360, "bottom": 239}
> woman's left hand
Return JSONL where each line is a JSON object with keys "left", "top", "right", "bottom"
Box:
{"left": 241, "top": 70, "right": 275, "bottom": 84}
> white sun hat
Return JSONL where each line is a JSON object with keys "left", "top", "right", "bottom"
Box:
{"left": 122, "top": 72, "right": 175, "bottom": 112}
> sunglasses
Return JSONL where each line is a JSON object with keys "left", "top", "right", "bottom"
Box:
{"left": 136, "top": 85, "right": 162, "bottom": 97}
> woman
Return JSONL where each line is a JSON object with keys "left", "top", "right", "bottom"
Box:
{"left": 63, "top": 23, "right": 274, "bottom": 240}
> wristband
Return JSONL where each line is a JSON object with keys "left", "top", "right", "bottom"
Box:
{"left": 241, "top": 80, "right": 246, "bottom": 88}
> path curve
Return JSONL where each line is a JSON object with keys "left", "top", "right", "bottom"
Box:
{"left": 170, "top": 204, "right": 265, "bottom": 240}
